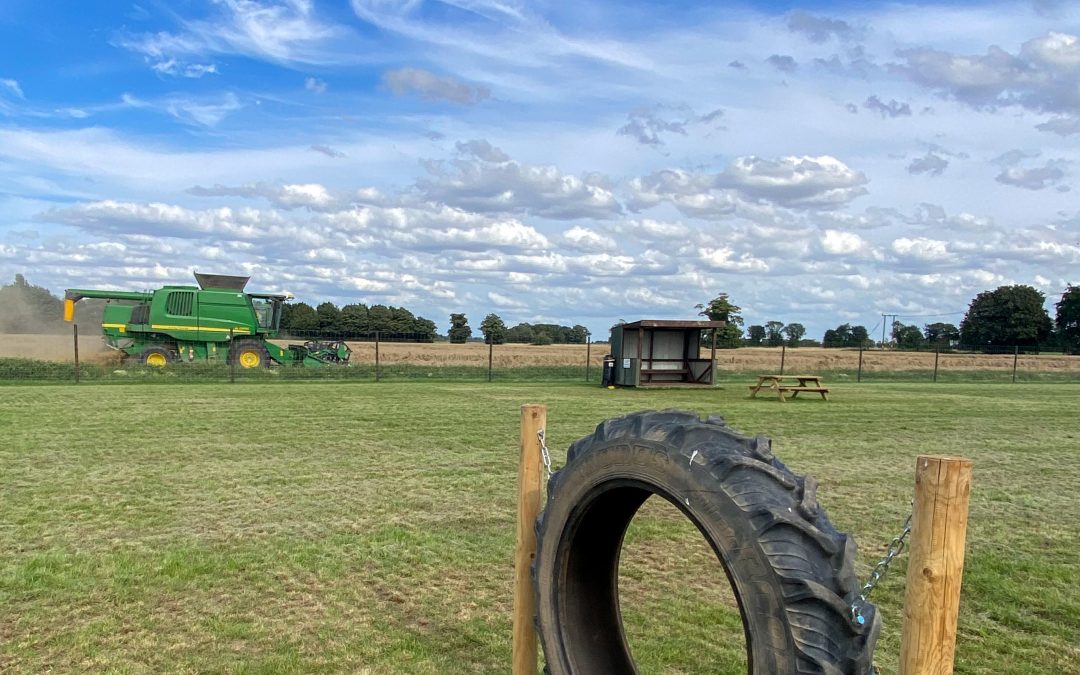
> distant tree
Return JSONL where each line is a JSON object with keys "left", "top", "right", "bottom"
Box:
{"left": 340, "top": 303, "right": 369, "bottom": 335}
{"left": 823, "top": 323, "right": 872, "bottom": 348}
{"left": 850, "top": 325, "right": 872, "bottom": 348}
{"left": 448, "top": 313, "right": 472, "bottom": 343}
{"left": 765, "top": 321, "right": 785, "bottom": 347}
{"left": 1055, "top": 285, "right": 1080, "bottom": 354}
{"left": 480, "top": 313, "right": 508, "bottom": 345}
{"left": 924, "top": 322, "right": 960, "bottom": 350}
{"left": 696, "top": 293, "right": 744, "bottom": 348}
{"left": 568, "top": 325, "right": 590, "bottom": 344}
{"left": 746, "top": 325, "right": 765, "bottom": 346}
{"left": 316, "top": 302, "right": 342, "bottom": 334}
{"left": 413, "top": 317, "right": 438, "bottom": 342}
{"left": 507, "top": 323, "right": 535, "bottom": 343}
{"left": 282, "top": 302, "right": 318, "bottom": 333}
{"left": 531, "top": 329, "right": 553, "bottom": 345}
{"left": 783, "top": 323, "right": 805, "bottom": 346}
{"left": 892, "top": 321, "right": 924, "bottom": 350}
{"left": 960, "top": 285, "right": 1052, "bottom": 349}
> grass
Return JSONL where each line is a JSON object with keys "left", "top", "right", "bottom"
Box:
{"left": 1, "top": 381, "right": 1078, "bottom": 673}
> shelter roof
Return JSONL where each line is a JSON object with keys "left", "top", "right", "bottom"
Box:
{"left": 620, "top": 320, "right": 726, "bottom": 329}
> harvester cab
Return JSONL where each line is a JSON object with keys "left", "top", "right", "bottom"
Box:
{"left": 63, "top": 273, "right": 351, "bottom": 369}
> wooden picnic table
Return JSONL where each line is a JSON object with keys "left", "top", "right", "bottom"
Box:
{"left": 748, "top": 374, "right": 830, "bottom": 402}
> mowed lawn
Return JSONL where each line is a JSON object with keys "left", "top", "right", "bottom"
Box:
{"left": 1, "top": 381, "right": 1078, "bottom": 674}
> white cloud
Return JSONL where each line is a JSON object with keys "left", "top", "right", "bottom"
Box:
{"left": 1, "top": 78, "right": 25, "bottom": 98}
{"left": 117, "top": 0, "right": 350, "bottom": 69}
{"left": 304, "top": 76, "right": 327, "bottom": 93}
{"left": 821, "top": 229, "right": 868, "bottom": 255}
{"left": 560, "top": 226, "right": 615, "bottom": 252}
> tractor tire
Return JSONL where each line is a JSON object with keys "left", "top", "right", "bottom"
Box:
{"left": 533, "top": 410, "right": 879, "bottom": 675}
{"left": 228, "top": 339, "right": 271, "bottom": 369}
{"left": 137, "top": 346, "right": 174, "bottom": 367}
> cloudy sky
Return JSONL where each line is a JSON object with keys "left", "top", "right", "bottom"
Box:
{"left": 1, "top": 1, "right": 1078, "bottom": 338}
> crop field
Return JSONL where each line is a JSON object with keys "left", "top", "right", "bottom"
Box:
{"left": 2, "top": 333, "right": 1080, "bottom": 384}
{"left": 2, "top": 380, "right": 1078, "bottom": 674}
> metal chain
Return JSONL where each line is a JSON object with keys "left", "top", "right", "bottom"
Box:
{"left": 537, "top": 428, "right": 553, "bottom": 482}
{"left": 851, "top": 508, "right": 913, "bottom": 626}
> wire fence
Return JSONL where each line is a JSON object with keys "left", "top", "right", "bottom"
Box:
{"left": 0, "top": 329, "right": 1078, "bottom": 385}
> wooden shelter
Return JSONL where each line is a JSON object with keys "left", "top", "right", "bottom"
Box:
{"left": 608, "top": 320, "right": 725, "bottom": 387}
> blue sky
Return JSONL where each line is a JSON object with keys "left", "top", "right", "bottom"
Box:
{"left": 1, "top": 0, "right": 1078, "bottom": 338}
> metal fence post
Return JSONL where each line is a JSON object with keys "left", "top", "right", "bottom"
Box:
{"left": 857, "top": 347, "right": 863, "bottom": 383}
{"left": 229, "top": 328, "right": 236, "bottom": 383}
{"left": 1012, "top": 345, "right": 1019, "bottom": 383}
{"left": 585, "top": 336, "right": 591, "bottom": 382}
{"left": 375, "top": 331, "right": 381, "bottom": 382}
{"left": 933, "top": 349, "right": 940, "bottom": 383}
{"left": 73, "top": 323, "right": 80, "bottom": 384}
{"left": 488, "top": 340, "right": 494, "bottom": 382}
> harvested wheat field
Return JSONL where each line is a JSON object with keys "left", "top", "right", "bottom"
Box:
{"left": 3, "top": 333, "right": 1079, "bottom": 374}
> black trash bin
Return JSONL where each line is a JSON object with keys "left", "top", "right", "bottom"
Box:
{"left": 601, "top": 355, "right": 616, "bottom": 387}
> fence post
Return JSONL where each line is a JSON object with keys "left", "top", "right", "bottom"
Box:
{"left": 229, "top": 328, "right": 236, "bottom": 383}
{"left": 585, "top": 337, "right": 591, "bottom": 382}
{"left": 375, "top": 331, "right": 381, "bottom": 382}
{"left": 934, "top": 349, "right": 940, "bottom": 383}
{"left": 857, "top": 347, "right": 863, "bottom": 383}
{"left": 513, "top": 404, "right": 546, "bottom": 675}
{"left": 73, "top": 323, "right": 80, "bottom": 384}
{"left": 900, "top": 455, "right": 973, "bottom": 675}
{"left": 779, "top": 344, "right": 786, "bottom": 375}
{"left": 488, "top": 340, "right": 494, "bottom": 382}
{"left": 1012, "top": 345, "right": 1019, "bottom": 383}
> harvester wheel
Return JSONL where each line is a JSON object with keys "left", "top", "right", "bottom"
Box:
{"left": 228, "top": 339, "right": 271, "bottom": 369}
{"left": 138, "top": 346, "right": 174, "bottom": 367}
{"left": 533, "top": 410, "right": 879, "bottom": 675}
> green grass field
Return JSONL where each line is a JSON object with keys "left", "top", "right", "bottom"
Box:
{"left": 2, "top": 381, "right": 1078, "bottom": 673}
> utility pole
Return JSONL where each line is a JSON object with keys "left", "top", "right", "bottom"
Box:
{"left": 881, "top": 314, "right": 898, "bottom": 348}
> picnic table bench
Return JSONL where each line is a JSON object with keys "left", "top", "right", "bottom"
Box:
{"left": 748, "top": 375, "right": 830, "bottom": 402}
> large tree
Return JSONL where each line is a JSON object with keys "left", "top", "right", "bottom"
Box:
{"left": 892, "top": 321, "right": 924, "bottom": 350}
{"left": 960, "top": 285, "right": 1052, "bottom": 349}
{"left": 696, "top": 293, "right": 744, "bottom": 348}
{"left": 924, "top": 322, "right": 960, "bottom": 350}
{"left": 1055, "top": 285, "right": 1080, "bottom": 354}
{"left": 316, "top": 301, "right": 342, "bottom": 333}
{"left": 765, "top": 320, "right": 785, "bottom": 347}
{"left": 281, "top": 302, "right": 318, "bottom": 333}
{"left": 746, "top": 325, "right": 765, "bottom": 346}
{"left": 479, "top": 313, "right": 507, "bottom": 345}
{"left": 448, "top": 313, "right": 472, "bottom": 343}
{"left": 783, "top": 322, "right": 805, "bottom": 346}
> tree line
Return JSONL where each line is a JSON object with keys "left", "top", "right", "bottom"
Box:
{"left": 4, "top": 274, "right": 1079, "bottom": 354}
{"left": 697, "top": 284, "right": 1080, "bottom": 354}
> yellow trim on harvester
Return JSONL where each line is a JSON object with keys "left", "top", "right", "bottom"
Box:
{"left": 149, "top": 324, "right": 250, "bottom": 333}
{"left": 102, "top": 323, "right": 127, "bottom": 333}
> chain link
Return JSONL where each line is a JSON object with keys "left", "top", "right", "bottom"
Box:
{"left": 537, "top": 428, "right": 553, "bottom": 482}
{"left": 851, "top": 508, "right": 913, "bottom": 625}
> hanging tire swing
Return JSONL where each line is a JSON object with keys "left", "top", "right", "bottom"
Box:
{"left": 532, "top": 410, "right": 880, "bottom": 674}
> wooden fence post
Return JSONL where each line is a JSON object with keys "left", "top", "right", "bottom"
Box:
{"left": 857, "top": 347, "right": 863, "bottom": 382}
{"left": 933, "top": 349, "right": 940, "bottom": 383}
{"left": 899, "top": 455, "right": 973, "bottom": 675}
{"left": 513, "top": 404, "right": 546, "bottom": 675}
{"left": 779, "top": 345, "right": 786, "bottom": 375}
{"left": 375, "top": 332, "right": 381, "bottom": 382}
{"left": 488, "top": 340, "right": 494, "bottom": 382}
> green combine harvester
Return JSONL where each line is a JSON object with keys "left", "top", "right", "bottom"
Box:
{"left": 63, "top": 273, "right": 351, "bottom": 368}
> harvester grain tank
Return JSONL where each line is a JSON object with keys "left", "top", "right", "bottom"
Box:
{"left": 63, "top": 273, "right": 350, "bottom": 367}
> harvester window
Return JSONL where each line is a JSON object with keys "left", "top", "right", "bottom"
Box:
{"left": 166, "top": 291, "right": 194, "bottom": 316}
{"left": 252, "top": 298, "right": 273, "bottom": 329}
